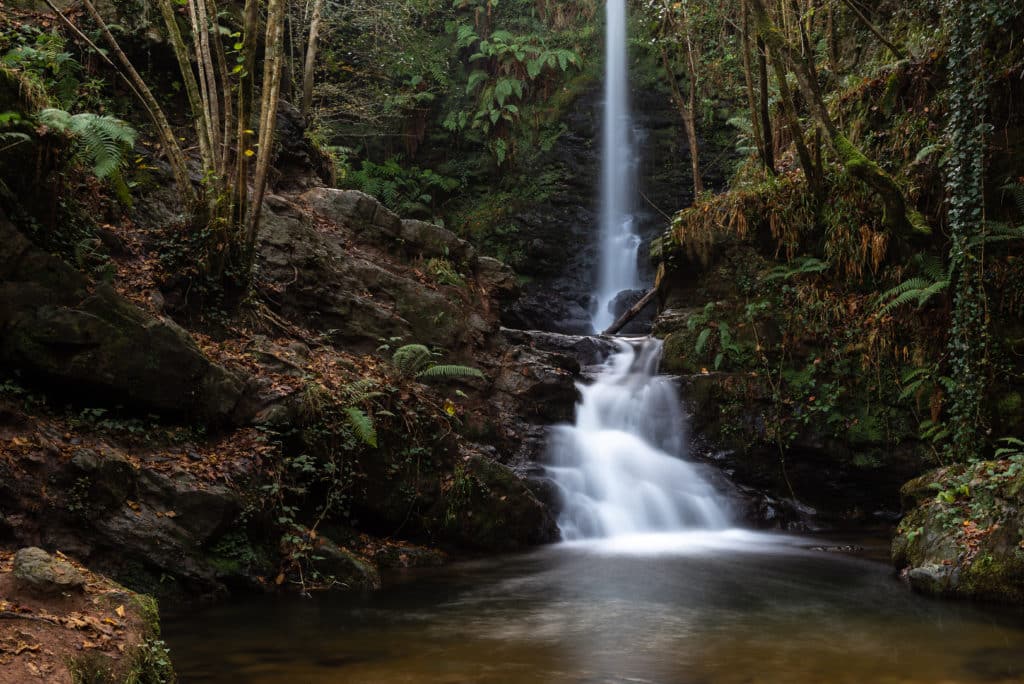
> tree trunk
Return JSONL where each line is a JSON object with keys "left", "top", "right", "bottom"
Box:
{"left": 680, "top": 5, "right": 704, "bottom": 196}
{"left": 246, "top": 0, "right": 286, "bottom": 261}
{"left": 233, "top": 0, "right": 259, "bottom": 230}
{"left": 741, "top": 0, "right": 771, "bottom": 174}
{"left": 839, "top": 0, "right": 904, "bottom": 59}
{"left": 603, "top": 288, "right": 659, "bottom": 336}
{"left": 757, "top": 38, "right": 775, "bottom": 173}
{"left": 79, "top": 0, "right": 195, "bottom": 205}
{"left": 301, "top": 0, "right": 325, "bottom": 118}
{"left": 156, "top": 0, "right": 211, "bottom": 168}
{"left": 750, "top": 0, "right": 929, "bottom": 236}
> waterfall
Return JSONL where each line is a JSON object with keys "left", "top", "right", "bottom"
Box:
{"left": 547, "top": 339, "right": 732, "bottom": 540}
{"left": 592, "top": 0, "right": 641, "bottom": 333}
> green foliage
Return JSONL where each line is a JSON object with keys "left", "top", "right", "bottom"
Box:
{"left": 762, "top": 257, "right": 829, "bottom": 282}
{"left": 391, "top": 343, "right": 484, "bottom": 381}
{"left": 416, "top": 364, "right": 485, "bottom": 380}
{"left": 344, "top": 407, "right": 378, "bottom": 448}
{"left": 342, "top": 157, "right": 462, "bottom": 220}
{"left": 392, "top": 344, "right": 435, "bottom": 377}
{"left": 37, "top": 108, "right": 136, "bottom": 180}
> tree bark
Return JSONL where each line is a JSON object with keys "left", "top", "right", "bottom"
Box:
{"left": 78, "top": 0, "right": 195, "bottom": 205}
{"left": 156, "top": 0, "right": 211, "bottom": 167}
{"left": 246, "top": 0, "right": 286, "bottom": 260}
{"left": 757, "top": 38, "right": 775, "bottom": 173}
{"left": 301, "top": 0, "right": 325, "bottom": 117}
{"left": 233, "top": 0, "right": 259, "bottom": 229}
{"left": 741, "top": 0, "right": 771, "bottom": 174}
{"left": 839, "top": 0, "right": 904, "bottom": 60}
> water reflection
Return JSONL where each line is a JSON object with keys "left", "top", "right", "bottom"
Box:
{"left": 165, "top": 536, "right": 1024, "bottom": 683}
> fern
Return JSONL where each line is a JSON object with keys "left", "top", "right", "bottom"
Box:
{"left": 344, "top": 406, "right": 378, "bottom": 448}
{"left": 416, "top": 364, "right": 484, "bottom": 381}
{"left": 37, "top": 108, "right": 135, "bottom": 179}
{"left": 762, "top": 256, "right": 829, "bottom": 282}
{"left": 392, "top": 344, "right": 434, "bottom": 377}
{"left": 1003, "top": 181, "right": 1024, "bottom": 220}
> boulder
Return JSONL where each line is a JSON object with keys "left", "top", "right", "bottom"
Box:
{"left": 399, "top": 219, "right": 477, "bottom": 265}
{"left": 441, "top": 453, "right": 559, "bottom": 550}
{"left": 302, "top": 187, "right": 402, "bottom": 243}
{"left": 0, "top": 212, "right": 249, "bottom": 422}
{"left": 13, "top": 547, "right": 86, "bottom": 595}
{"left": 257, "top": 206, "right": 485, "bottom": 351}
{"left": 310, "top": 537, "right": 381, "bottom": 590}
{"left": 892, "top": 461, "right": 1024, "bottom": 603}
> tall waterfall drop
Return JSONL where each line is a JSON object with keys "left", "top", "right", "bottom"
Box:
{"left": 592, "top": 0, "right": 640, "bottom": 333}
{"left": 548, "top": 3, "right": 731, "bottom": 541}
{"left": 547, "top": 339, "right": 731, "bottom": 540}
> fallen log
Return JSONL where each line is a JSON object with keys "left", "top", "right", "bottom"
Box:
{"left": 602, "top": 288, "right": 658, "bottom": 335}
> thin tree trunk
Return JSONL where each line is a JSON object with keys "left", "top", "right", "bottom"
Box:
{"left": 156, "top": 0, "right": 211, "bottom": 167}
{"left": 660, "top": 47, "right": 703, "bottom": 197}
{"left": 839, "top": 0, "right": 904, "bottom": 59}
{"left": 741, "top": 0, "right": 770, "bottom": 174}
{"left": 193, "top": 0, "right": 221, "bottom": 174}
{"left": 207, "top": 0, "right": 235, "bottom": 177}
{"left": 680, "top": 4, "right": 704, "bottom": 195}
{"left": 246, "top": 0, "right": 286, "bottom": 260}
{"left": 301, "top": 0, "right": 325, "bottom": 118}
{"left": 767, "top": 43, "right": 822, "bottom": 198}
{"left": 79, "top": 0, "right": 195, "bottom": 204}
{"left": 750, "top": 0, "right": 928, "bottom": 235}
{"left": 757, "top": 37, "right": 776, "bottom": 173}
{"left": 233, "top": 0, "right": 259, "bottom": 230}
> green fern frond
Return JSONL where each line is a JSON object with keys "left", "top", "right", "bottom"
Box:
{"left": 392, "top": 344, "right": 434, "bottom": 377}
{"left": 763, "top": 256, "right": 828, "bottom": 282}
{"left": 1003, "top": 182, "right": 1024, "bottom": 220}
{"left": 695, "top": 327, "right": 712, "bottom": 355}
{"left": 415, "top": 364, "right": 484, "bottom": 381}
{"left": 345, "top": 406, "right": 377, "bottom": 448}
{"left": 877, "top": 277, "right": 930, "bottom": 315}
{"left": 37, "top": 108, "right": 135, "bottom": 179}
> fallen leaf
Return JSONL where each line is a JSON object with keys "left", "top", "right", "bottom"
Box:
{"left": 114, "top": 605, "right": 125, "bottom": 618}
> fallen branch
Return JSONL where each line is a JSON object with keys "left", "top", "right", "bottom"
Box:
{"left": 602, "top": 288, "right": 658, "bottom": 336}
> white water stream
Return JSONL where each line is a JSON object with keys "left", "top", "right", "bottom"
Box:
{"left": 592, "top": 0, "right": 641, "bottom": 333}
{"left": 547, "top": 339, "right": 732, "bottom": 540}
{"left": 551, "top": 3, "right": 731, "bottom": 542}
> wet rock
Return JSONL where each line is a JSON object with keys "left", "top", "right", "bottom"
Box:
{"left": 302, "top": 187, "right": 402, "bottom": 243}
{"left": 13, "top": 547, "right": 86, "bottom": 595}
{"left": 312, "top": 538, "right": 381, "bottom": 590}
{"left": 907, "top": 564, "right": 960, "bottom": 595}
{"left": 608, "top": 289, "right": 656, "bottom": 335}
{"left": 493, "top": 344, "right": 579, "bottom": 424}
{"left": 500, "top": 328, "right": 617, "bottom": 366}
{"left": 272, "top": 101, "right": 333, "bottom": 192}
{"left": 477, "top": 256, "right": 520, "bottom": 305}
{"left": 257, "top": 206, "right": 479, "bottom": 350}
{"left": 443, "top": 453, "right": 559, "bottom": 550}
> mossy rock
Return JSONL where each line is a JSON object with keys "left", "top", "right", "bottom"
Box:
{"left": 892, "top": 460, "right": 1024, "bottom": 604}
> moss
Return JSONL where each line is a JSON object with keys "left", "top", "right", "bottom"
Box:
{"left": 962, "top": 552, "right": 1024, "bottom": 603}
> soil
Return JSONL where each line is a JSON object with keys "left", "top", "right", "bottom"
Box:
{"left": 0, "top": 549, "right": 154, "bottom": 683}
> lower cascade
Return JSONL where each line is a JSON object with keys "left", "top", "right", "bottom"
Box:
{"left": 547, "top": 337, "right": 732, "bottom": 540}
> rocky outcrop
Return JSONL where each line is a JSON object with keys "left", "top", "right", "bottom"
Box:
{"left": 259, "top": 192, "right": 495, "bottom": 353}
{"left": 892, "top": 461, "right": 1024, "bottom": 603}
{"left": 0, "top": 212, "right": 249, "bottom": 423}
